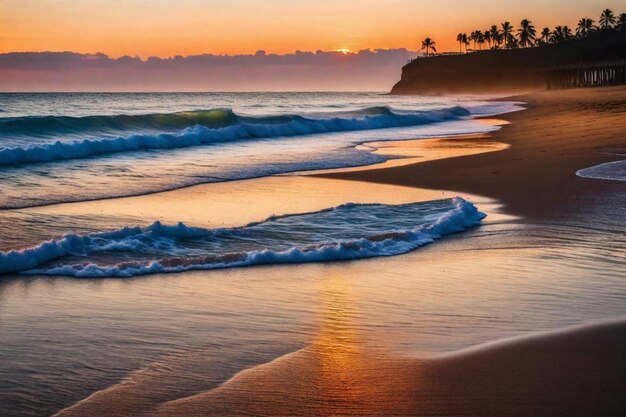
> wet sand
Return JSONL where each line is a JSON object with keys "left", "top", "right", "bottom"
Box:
{"left": 48, "top": 87, "right": 626, "bottom": 416}
{"left": 320, "top": 86, "right": 626, "bottom": 220}
{"left": 150, "top": 318, "right": 626, "bottom": 417}
{"left": 55, "top": 283, "right": 625, "bottom": 417}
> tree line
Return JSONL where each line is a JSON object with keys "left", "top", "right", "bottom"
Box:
{"left": 420, "top": 8, "right": 625, "bottom": 56}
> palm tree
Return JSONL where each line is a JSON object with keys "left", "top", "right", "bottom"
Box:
{"left": 469, "top": 31, "right": 481, "bottom": 50}
{"left": 576, "top": 18, "right": 595, "bottom": 38}
{"left": 469, "top": 31, "right": 475, "bottom": 50}
{"left": 617, "top": 13, "right": 626, "bottom": 31}
{"left": 490, "top": 25, "right": 501, "bottom": 48}
{"left": 501, "top": 21, "right": 514, "bottom": 48}
{"left": 421, "top": 38, "right": 437, "bottom": 57}
{"left": 462, "top": 33, "right": 470, "bottom": 52}
{"left": 552, "top": 26, "right": 573, "bottom": 43}
{"left": 517, "top": 19, "right": 537, "bottom": 47}
{"left": 599, "top": 9, "right": 616, "bottom": 29}
{"left": 540, "top": 27, "right": 551, "bottom": 44}
{"left": 456, "top": 33, "right": 465, "bottom": 53}
{"left": 484, "top": 30, "right": 492, "bottom": 48}
{"left": 476, "top": 32, "right": 485, "bottom": 50}
{"left": 551, "top": 26, "right": 564, "bottom": 43}
{"left": 563, "top": 26, "right": 573, "bottom": 40}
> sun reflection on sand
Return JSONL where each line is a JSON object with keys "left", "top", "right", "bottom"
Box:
{"left": 301, "top": 270, "right": 421, "bottom": 414}
{"left": 142, "top": 270, "right": 423, "bottom": 416}
{"left": 311, "top": 272, "right": 364, "bottom": 403}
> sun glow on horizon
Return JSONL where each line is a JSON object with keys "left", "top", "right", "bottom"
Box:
{"left": 1, "top": 0, "right": 624, "bottom": 58}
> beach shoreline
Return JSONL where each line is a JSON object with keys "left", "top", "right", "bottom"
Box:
{"left": 45, "top": 86, "right": 626, "bottom": 416}
{"left": 318, "top": 86, "right": 626, "bottom": 220}
{"left": 149, "top": 318, "right": 626, "bottom": 417}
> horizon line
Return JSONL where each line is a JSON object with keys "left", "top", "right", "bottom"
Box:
{"left": 0, "top": 90, "right": 389, "bottom": 94}
{"left": 0, "top": 48, "right": 421, "bottom": 60}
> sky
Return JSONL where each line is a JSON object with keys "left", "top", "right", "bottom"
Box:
{"left": 0, "top": 49, "right": 419, "bottom": 91}
{"left": 2, "top": 0, "right": 622, "bottom": 57}
{"left": 0, "top": 0, "right": 623, "bottom": 91}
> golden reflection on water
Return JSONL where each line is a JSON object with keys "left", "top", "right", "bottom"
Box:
{"left": 304, "top": 270, "right": 420, "bottom": 414}
{"left": 18, "top": 131, "right": 522, "bottom": 416}
{"left": 312, "top": 271, "right": 362, "bottom": 402}
{"left": 304, "top": 128, "right": 509, "bottom": 174}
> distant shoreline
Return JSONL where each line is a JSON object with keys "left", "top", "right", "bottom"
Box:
{"left": 391, "top": 31, "right": 626, "bottom": 95}
{"left": 320, "top": 86, "right": 626, "bottom": 220}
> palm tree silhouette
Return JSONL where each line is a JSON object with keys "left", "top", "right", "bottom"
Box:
{"left": 540, "top": 27, "right": 551, "bottom": 44}
{"left": 576, "top": 18, "right": 595, "bottom": 38}
{"left": 446, "top": 7, "right": 623, "bottom": 52}
{"left": 563, "top": 26, "right": 573, "bottom": 40}
{"left": 457, "top": 33, "right": 469, "bottom": 53}
{"left": 599, "top": 9, "right": 616, "bottom": 29}
{"left": 456, "top": 33, "right": 464, "bottom": 53}
{"left": 462, "top": 33, "right": 470, "bottom": 52}
{"left": 489, "top": 25, "right": 501, "bottom": 48}
{"left": 469, "top": 31, "right": 479, "bottom": 50}
{"left": 484, "top": 30, "right": 492, "bottom": 49}
{"left": 501, "top": 22, "right": 514, "bottom": 48}
{"left": 421, "top": 38, "right": 437, "bottom": 57}
{"left": 476, "top": 32, "right": 485, "bottom": 50}
{"left": 551, "top": 26, "right": 564, "bottom": 43}
{"left": 551, "top": 26, "right": 573, "bottom": 43}
{"left": 618, "top": 13, "right": 626, "bottom": 31}
{"left": 517, "top": 19, "right": 537, "bottom": 47}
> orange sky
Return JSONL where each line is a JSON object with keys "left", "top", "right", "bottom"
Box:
{"left": 1, "top": 0, "right": 623, "bottom": 58}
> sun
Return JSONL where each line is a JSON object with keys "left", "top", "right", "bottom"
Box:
{"left": 335, "top": 48, "right": 351, "bottom": 54}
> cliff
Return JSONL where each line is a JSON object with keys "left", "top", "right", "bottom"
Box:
{"left": 391, "top": 31, "right": 626, "bottom": 94}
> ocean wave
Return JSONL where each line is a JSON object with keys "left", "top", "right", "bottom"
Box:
{"left": 0, "top": 108, "right": 238, "bottom": 137}
{"left": 0, "top": 106, "right": 470, "bottom": 166}
{"left": 575, "top": 158, "right": 626, "bottom": 182}
{"left": 0, "top": 197, "right": 485, "bottom": 277}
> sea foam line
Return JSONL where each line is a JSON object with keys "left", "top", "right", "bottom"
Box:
{"left": 576, "top": 157, "right": 626, "bottom": 182}
{"left": 0, "top": 106, "right": 470, "bottom": 166}
{"left": 0, "top": 197, "right": 485, "bottom": 277}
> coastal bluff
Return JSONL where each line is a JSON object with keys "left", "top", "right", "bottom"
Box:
{"left": 391, "top": 32, "right": 626, "bottom": 94}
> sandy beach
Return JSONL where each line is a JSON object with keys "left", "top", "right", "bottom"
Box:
{"left": 3, "top": 3, "right": 626, "bottom": 416}
{"left": 321, "top": 86, "right": 626, "bottom": 220}
{"left": 147, "top": 319, "right": 626, "bottom": 416}
{"left": 42, "top": 87, "right": 626, "bottom": 416}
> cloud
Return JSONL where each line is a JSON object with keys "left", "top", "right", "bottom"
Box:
{"left": 0, "top": 49, "right": 419, "bottom": 92}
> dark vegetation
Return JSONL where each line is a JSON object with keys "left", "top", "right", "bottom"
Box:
{"left": 394, "top": 9, "right": 626, "bottom": 94}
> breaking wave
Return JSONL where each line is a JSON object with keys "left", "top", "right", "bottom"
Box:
{"left": 0, "top": 197, "right": 485, "bottom": 277}
{"left": 0, "top": 108, "right": 239, "bottom": 138}
{"left": 0, "top": 106, "right": 470, "bottom": 166}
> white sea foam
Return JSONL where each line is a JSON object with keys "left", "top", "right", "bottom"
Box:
{"left": 0, "top": 197, "right": 485, "bottom": 277}
{"left": 0, "top": 107, "right": 470, "bottom": 166}
{"left": 576, "top": 158, "right": 626, "bottom": 182}
{"left": 0, "top": 94, "right": 524, "bottom": 210}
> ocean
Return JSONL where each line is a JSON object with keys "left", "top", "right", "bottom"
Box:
{"left": 0, "top": 92, "right": 517, "bottom": 275}
{"left": 0, "top": 93, "right": 519, "bottom": 209}
{"left": 1, "top": 93, "right": 624, "bottom": 417}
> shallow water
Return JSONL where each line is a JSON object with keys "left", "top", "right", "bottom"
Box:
{"left": 0, "top": 92, "right": 519, "bottom": 208}
{"left": 1, "top": 175, "right": 625, "bottom": 417}
{"left": 4, "top": 198, "right": 486, "bottom": 277}
{"left": 576, "top": 155, "right": 626, "bottom": 182}
{"left": 1, "top": 93, "right": 624, "bottom": 416}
